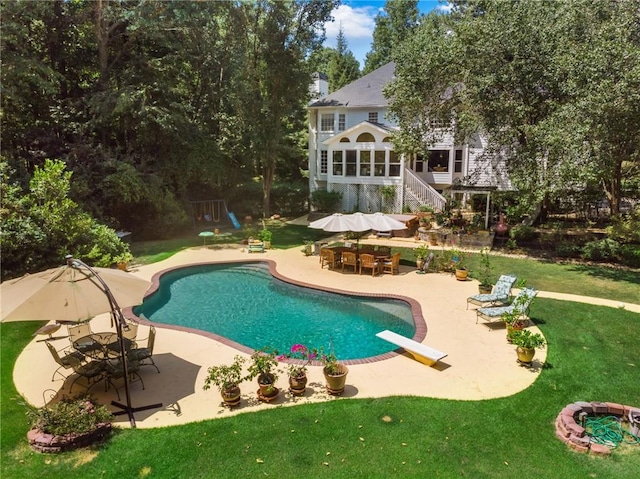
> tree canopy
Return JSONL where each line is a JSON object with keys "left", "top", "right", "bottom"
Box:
{"left": 388, "top": 0, "right": 640, "bottom": 217}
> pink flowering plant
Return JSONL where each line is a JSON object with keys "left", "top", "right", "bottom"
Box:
{"left": 279, "top": 344, "right": 317, "bottom": 378}
{"left": 26, "top": 395, "right": 113, "bottom": 436}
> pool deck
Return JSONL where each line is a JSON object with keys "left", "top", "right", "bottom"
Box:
{"left": 13, "top": 237, "right": 637, "bottom": 429}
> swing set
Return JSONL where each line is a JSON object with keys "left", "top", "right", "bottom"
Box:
{"left": 190, "top": 200, "right": 229, "bottom": 229}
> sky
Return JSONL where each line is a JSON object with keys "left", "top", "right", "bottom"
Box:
{"left": 322, "top": 1, "right": 452, "bottom": 68}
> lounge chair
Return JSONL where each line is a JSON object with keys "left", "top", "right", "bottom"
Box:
{"left": 467, "top": 274, "right": 518, "bottom": 309}
{"left": 476, "top": 287, "right": 538, "bottom": 324}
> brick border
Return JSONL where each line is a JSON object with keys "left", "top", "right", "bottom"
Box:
{"left": 555, "top": 401, "right": 640, "bottom": 455}
{"left": 27, "top": 423, "right": 112, "bottom": 453}
{"left": 124, "top": 260, "right": 428, "bottom": 366}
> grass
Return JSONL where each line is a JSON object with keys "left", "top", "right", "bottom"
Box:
{"left": 2, "top": 300, "right": 639, "bottom": 478}
{"left": 4, "top": 223, "right": 638, "bottom": 477}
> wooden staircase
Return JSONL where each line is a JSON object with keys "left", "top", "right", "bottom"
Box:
{"left": 404, "top": 168, "right": 447, "bottom": 212}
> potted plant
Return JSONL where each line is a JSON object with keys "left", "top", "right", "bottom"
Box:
{"left": 451, "top": 249, "right": 468, "bottom": 281}
{"left": 502, "top": 288, "right": 534, "bottom": 340}
{"left": 26, "top": 395, "right": 113, "bottom": 453}
{"left": 507, "top": 329, "right": 546, "bottom": 365}
{"left": 258, "top": 228, "right": 272, "bottom": 249}
{"left": 414, "top": 244, "right": 430, "bottom": 270}
{"left": 203, "top": 355, "right": 246, "bottom": 407}
{"left": 317, "top": 346, "right": 348, "bottom": 395}
{"left": 114, "top": 251, "right": 134, "bottom": 271}
{"left": 246, "top": 348, "right": 280, "bottom": 401}
{"left": 279, "top": 344, "right": 317, "bottom": 396}
{"left": 476, "top": 248, "right": 493, "bottom": 293}
{"left": 301, "top": 240, "right": 314, "bottom": 256}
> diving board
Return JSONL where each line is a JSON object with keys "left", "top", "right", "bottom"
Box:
{"left": 376, "top": 330, "right": 447, "bottom": 366}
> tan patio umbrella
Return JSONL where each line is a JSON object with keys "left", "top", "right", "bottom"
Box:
{"left": 0, "top": 256, "right": 157, "bottom": 427}
{"left": 308, "top": 212, "right": 372, "bottom": 248}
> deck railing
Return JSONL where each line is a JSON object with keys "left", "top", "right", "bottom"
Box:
{"left": 404, "top": 168, "right": 447, "bottom": 212}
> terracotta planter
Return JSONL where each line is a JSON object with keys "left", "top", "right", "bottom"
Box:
{"left": 257, "top": 373, "right": 279, "bottom": 401}
{"left": 478, "top": 284, "right": 493, "bottom": 294}
{"left": 495, "top": 213, "right": 508, "bottom": 236}
{"left": 221, "top": 385, "right": 242, "bottom": 407}
{"left": 506, "top": 321, "right": 526, "bottom": 341}
{"left": 288, "top": 373, "right": 308, "bottom": 396}
{"left": 323, "top": 365, "right": 349, "bottom": 395}
{"left": 28, "top": 423, "right": 112, "bottom": 453}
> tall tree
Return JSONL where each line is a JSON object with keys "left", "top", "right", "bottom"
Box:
{"left": 327, "top": 25, "right": 361, "bottom": 91}
{"left": 389, "top": 0, "right": 640, "bottom": 218}
{"left": 240, "top": 0, "right": 336, "bottom": 217}
{"left": 363, "top": 0, "right": 420, "bottom": 74}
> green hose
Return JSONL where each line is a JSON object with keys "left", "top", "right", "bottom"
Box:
{"left": 585, "top": 415, "right": 640, "bottom": 448}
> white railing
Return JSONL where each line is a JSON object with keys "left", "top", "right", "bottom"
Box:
{"left": 404, "top": 167, "right": 447, "bottom": 212}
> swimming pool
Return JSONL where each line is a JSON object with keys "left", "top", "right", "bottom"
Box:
{"left": 134, "top": 262, "right": 417, "bottom": 360}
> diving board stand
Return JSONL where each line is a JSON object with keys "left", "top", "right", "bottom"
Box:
{"left": 376, "top": 330, "right": 447, "bottom": 366}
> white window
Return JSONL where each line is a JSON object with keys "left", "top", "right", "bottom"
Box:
{"left": 368, "top": 112, "right": 378, "bottom": 123}
{"left": 338, "top": 114, "right": 346, "bottom": 131}
{"left": 320, "top": 150, "right": 328, "bottom": 174}
{"left": 389, "top": 151, "right": 401, "bottom": 177}
{"left": 321, "top": 114, "right": 334, "bottom": 132}
{"left": 332, "top": 151, "right": 343, "bottom": 175}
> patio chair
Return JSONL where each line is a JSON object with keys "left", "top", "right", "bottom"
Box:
{"left": 67, "top": 355, "right": 106, "bottom": 392}
{"left": 67, "top": 322, "right": 92, "bottom": 349}
{"left": 359, "top": 253, "right": 381, "bottom": 276}
{"left": 45, "top": 340, "right": 86, "bottom": 382}
{"left": 467, "top": 274, "right": 518, "bottom": 309}
{"left": 320, "top": 248, "right": 340, "bottom": 270}
{"left": 128, "top": 325, "right": 160, "bottom": 373}
{"left": 381, "top": 252, "right": 401, "bottom": 275}
{"left": 476, "top": 287, "right": 538, "bottom": 325}
{"left": 105, "top": 358, "right": 145, "bottom": 400}
{"left": 341, "top": 251, "right": 358, "bottom": 273}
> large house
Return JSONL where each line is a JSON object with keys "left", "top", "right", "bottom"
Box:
{"left": 308, "top": 62, "right": 511, "bottom": 213}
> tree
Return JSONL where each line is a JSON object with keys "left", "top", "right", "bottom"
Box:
{"left": 363, "top": 0, "right": 420, "bottom": 74}
{"left": 239, "top": 0, "right": 336, "bottom": 217}
{"left": 0, "top": 159, "right": 131, "bottom": 280}
{"left": 388, "top": 0, "right": 640, "bottom": 218}
{"left": 327, "top": 25, "right": 360, "bottom": 91}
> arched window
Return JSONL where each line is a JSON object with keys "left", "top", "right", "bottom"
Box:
{"left": 356, "top": 132, "right": 375, "bottom": 142}
{"left": 382, "top": 137, "right": 392, "bottom": 143}
{"left": 340, "top": 137, "right": 350, "bottom": 143}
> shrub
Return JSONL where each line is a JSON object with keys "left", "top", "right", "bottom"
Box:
{"left": 581, "top": 238, "right": 621, "bottom": 262}
{"left": 619, "top": 244, "right": 640, "bottom": 268}
{"left": 310, "top": 189, "right": 342, "bottom": 212}
{"left": 555, "top": 240, "right": 581, "bottom": 258}
{"left": 509, "top": 224, "right": 537, "bottom": 242}
{"left": 606, "top": 205, "right": 640, "bottom": 243}
{"left": 26, "top": 396, "right": 113, "bottom": 436}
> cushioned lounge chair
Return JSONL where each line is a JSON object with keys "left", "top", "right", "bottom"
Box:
{"left": 467, "top": 274, "right": 517, "bottom": 309}
{"left": 476, "top": 287, "right": 538, "bottom": 324}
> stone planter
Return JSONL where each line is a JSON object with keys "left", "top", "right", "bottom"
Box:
{"left": 323, "top": 365, "right": 349, "bottom": 395}
{"left": 28, "top": 423, "right": 112, "bottom": 453}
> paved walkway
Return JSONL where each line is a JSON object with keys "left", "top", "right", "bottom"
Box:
{"left": 13, "top": 239, "right": 638, "bottom": 429}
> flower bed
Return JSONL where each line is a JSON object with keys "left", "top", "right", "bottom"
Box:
{"left": 28, "top": 422, "right": 112, "bottom": 453}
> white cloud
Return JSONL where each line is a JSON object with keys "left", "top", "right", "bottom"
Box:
{"left": 322, "top": 4, "right": 378, "bottom": 68}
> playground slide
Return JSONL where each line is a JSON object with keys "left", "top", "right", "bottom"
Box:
{"left": 227, "top": 212, "right": 241, "bottom": 229}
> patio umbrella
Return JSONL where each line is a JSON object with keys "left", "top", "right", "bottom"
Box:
{"left": 308, "top": 213, "right": 371, "bottom": 247}
{"left": 0, "top": 256, "right": 157, "bottom": 427}
{"left": 363, "top": 212, "right": 409, "bottom": 232}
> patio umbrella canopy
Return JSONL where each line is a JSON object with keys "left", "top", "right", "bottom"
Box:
{"left": 363, "top": 212, "right": 408, "bottom": 232}
{"left": 1, "top": 263, "right": 151, "bottom": 323}
{"left": 308, "top": 213, "right": 370, "bottom": 233}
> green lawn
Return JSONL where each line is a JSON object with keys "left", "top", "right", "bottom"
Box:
{"left": 4, "top": 226, "right": 638, "bottom": 478}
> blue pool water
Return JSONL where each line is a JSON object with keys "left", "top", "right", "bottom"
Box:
{"left": 134, "top": 263, "right": 415, "bottom": 360}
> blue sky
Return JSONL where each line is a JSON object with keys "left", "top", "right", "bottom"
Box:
{"left": 322, "top": 1, "right": 452, "bottom": 68}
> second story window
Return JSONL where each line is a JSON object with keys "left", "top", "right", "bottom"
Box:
{"left": 454, "top": 149, "right": 463, "bottom": 173}
{"left": 320, "top": 150, "right": 328, "bottom": 174}
{"left": 321, "top": 114, "right": 334, "bottom": 132}
{"left": 368, "top": 112, "right": 378, "bottom": 123}
{"left": 338, "top": 114, "right": 346, "bottom": 131}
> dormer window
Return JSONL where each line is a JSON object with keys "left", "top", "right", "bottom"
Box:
{"left": 368, "top": 112, "right": 378, "bottom": 123}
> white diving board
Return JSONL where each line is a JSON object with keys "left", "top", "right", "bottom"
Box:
{"left": 376, "top": 330, "right": 447, "bottom": 366}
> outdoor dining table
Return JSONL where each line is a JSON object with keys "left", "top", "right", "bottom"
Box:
{"left": 73, "top": 332, "right": 135, "bottom": 361}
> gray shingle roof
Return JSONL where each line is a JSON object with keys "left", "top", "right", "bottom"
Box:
{"left": 309, "top": 62, "right": 395, "bottom": 108}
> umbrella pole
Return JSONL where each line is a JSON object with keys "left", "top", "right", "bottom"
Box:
{"left": 66, "top": 256, "right": 162, "bottom": 428}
